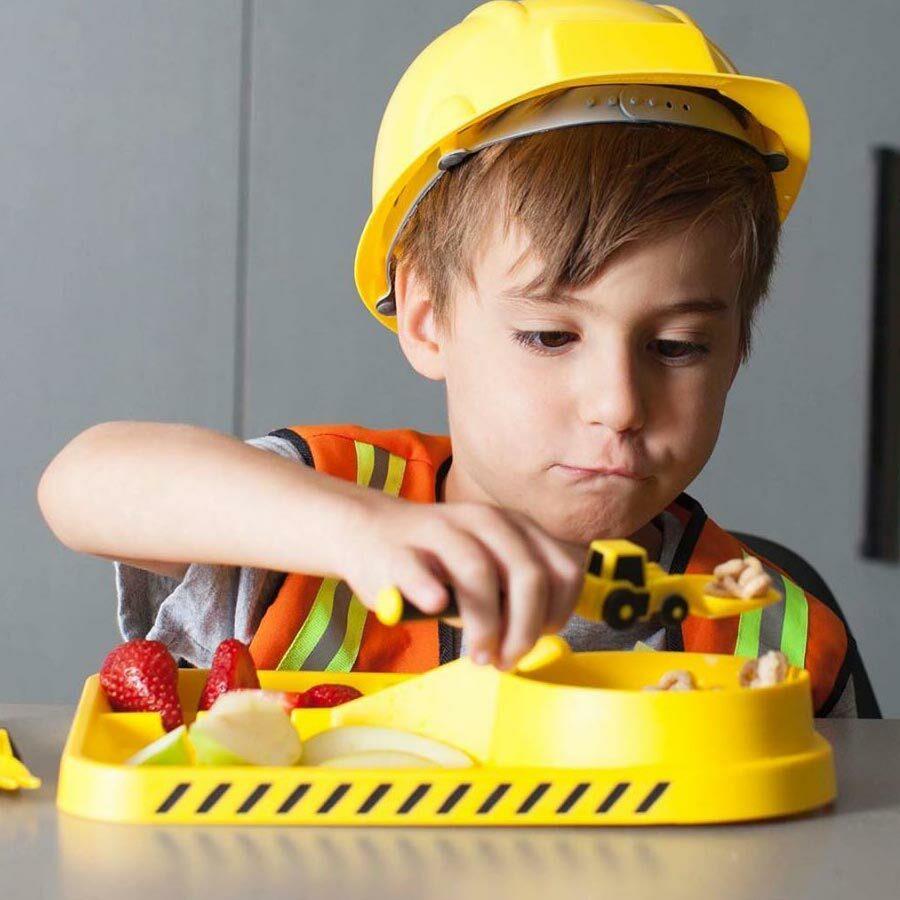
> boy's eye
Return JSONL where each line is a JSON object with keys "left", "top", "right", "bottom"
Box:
{"left": 512, "top": 330, "right": 577, "bottom": 353}
{"left": 651, "top": 338, "right": 710, "bottom": 363}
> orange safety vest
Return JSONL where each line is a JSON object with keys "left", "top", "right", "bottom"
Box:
{"left": 250, "top": 424, "right": 849, "bottom": 713}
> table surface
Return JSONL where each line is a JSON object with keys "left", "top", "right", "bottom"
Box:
{"left": 1, "top": 706, "right": 898, "bottom": 900}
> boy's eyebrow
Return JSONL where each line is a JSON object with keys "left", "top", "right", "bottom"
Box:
{"left": 498, "top": 288, "right": 731, "bottom": 315}
{"left": 662, "top": 297, "right": 731, "bottom": 315}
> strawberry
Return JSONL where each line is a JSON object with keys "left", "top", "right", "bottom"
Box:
{"left": 300, "top": 683, "right": 363, "bottom": 708}
{"left": 279, "top": 691, "right": 309, "bottom": 712}
{"left": 100, "top": 640, "right": 183, "bottom": 732}
{"left": 198, "top": 639, "right": 260, "bottom": 711}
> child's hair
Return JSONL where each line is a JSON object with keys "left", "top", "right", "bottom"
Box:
{"left": 391, "top": 105, "right": 780, "bottom": 362}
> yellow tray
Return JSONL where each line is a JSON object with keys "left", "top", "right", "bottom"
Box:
{"left": 56, "top": 637, "right": 835, "bottom": 826}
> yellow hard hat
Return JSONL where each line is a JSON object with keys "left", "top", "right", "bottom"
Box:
{"left": 355, "top": 0, "right": 811, "bottom": 331}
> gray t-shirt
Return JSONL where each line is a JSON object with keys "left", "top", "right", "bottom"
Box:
{"left": 114, "top": 433, "right": 858, "bottom": 716}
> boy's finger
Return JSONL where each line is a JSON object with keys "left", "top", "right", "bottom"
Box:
{"left": 434, "top": 526, "right": 502, "bottom": 665}
{"left": 462, "top": 511, "right": 551, "bottom": 669}
{"left": 508, "top": 514, "right": 586, "bottom": 631}
{"left": 392, "top": 548, "right": 451, "bottom": 615}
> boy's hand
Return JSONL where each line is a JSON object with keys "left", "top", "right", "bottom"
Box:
{"left": 342, "top": 493, "right": 588, "bottom": 670}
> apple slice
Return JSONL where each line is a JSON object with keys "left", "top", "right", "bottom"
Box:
{"left": 301, "top": 726, "right": 474, "bottom": 769}
{"left": 318, "top": 751, "right": 434, "bottom": 769}
{"left": 190, "top": 690, "right": 302, "bottom": 766}
{"left": 127, "top": 725, "right": 193, "bottom": 766}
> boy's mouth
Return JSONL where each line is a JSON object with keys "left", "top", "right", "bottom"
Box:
{"left": 554, "top": 463, "right": 650, "bottom": 482}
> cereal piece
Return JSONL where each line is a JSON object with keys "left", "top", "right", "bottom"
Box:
{"left": 739, "top": 650, "right": 789, "bottom": 688}
{"left": 645, "top": 669, "right": 696, "bottom": 692}
{"left": 713, "top": 559, "right": 745, "bottom": 579}
{"left": 706, "top": 556, "right": 773, "bottom": 599}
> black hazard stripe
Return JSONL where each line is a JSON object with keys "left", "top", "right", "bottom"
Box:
{"left": 237, "top": 783, "right": 271, "bottom": 814}
{"left": 397, "top": 784, "right": 431, "bottom": 814}
{"left": 437, "top": 783, "right": 471, "bottom": 814}
{"left": 197, "top": 783, "right": 231, "bottom": 813}
{"left": 597, "top": 782, "right": 629, "bottom": 813}
{"left": 156, "top": 782, "right": 190, "bottom": 814}
{"left": 516, "top": 782, "right": 551, "bottom": 814}
{"left": 277, "top": 783, "right": 311, "bottom": 814}
{"left": 318, "top": 783, "right": 351, "bottom": 813}
{"left": 477, "top": 784, "right": 510, "bottom": 814}
{"left": 636, "top": 781, "right": 670, "bottom": 813}
{"left": 357, "top": 783, "right": 391, "bottom": 814}
{"left": 556, "top": 782, "right": 590, "bottom": 814}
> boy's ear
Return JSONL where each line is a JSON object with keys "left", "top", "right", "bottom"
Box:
{"left": 393, "top": 258, "right": 446, "bottom": 381}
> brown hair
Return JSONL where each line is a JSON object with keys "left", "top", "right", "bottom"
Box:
{"left": 390, "top": 115, "right": 780, "bottom": 361}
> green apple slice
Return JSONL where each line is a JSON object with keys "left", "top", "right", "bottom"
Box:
{"left": 316, "top": 750, "right": 435, "bottom": 769}
{"left": 127, "top": 725, "right": 193, "bottom": 766}
{"left": 301, "top": 726, "right": 474, "bottom": 768}
{"left": 191, "top": 690, "right": 302, "bottom": 766}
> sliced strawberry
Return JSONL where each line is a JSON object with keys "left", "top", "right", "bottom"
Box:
{"left": 301, "top": 683, "right": 363, "bottom": 708}
{"left": 278, "top": 691, "right": 309, "bottom": 713}
{"left": 198, "top": 639, "right": 260, "bottom": 712}
{"left": 100, "top": 640, "right": 183, "bottom": 732}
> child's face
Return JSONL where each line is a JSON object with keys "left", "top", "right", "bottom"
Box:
{"left": 398, "top": 217, "right": 744, "bottom": 545}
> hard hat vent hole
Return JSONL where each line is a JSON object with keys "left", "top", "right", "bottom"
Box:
{"left": 665, "top": 101, "right": 673, "bottom": 109}
{"left": 683, "top": 103, "right": 690, "bottom": 111}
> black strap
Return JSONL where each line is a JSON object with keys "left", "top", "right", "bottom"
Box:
{"left": 268, "top": 428, "right": 315, "bottom": 468}
{"left": 664, "top": 492, "right": 708, "bottom": 651}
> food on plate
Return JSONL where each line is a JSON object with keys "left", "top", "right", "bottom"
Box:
{"left": 191, "top": 690, "right": 302, "bottom": 766}
{"left": 301, "top": 725, "right": 474, "bottom": 769}
{"left": 100, "top": 639, "right": 183, "bottom": 731}
{"left": 126, "top": 725, "right": 193, "bottom": 766}
{"left": 739, "top": 650, "right": 789, "bottom": 688}
{"left": 643, "top": 669, "right": 696, "bottom": 692}
{"left": 316, "top": 751, "right": 436, "bottom": 769}
{"left": 197, "top": 638, "right": 260, "bottom": 711}
{"left": 705, "top": 556, "right": 772, "bottom": 599}
{"left": 281, "top": 683, "right": 364, "bottom": 710}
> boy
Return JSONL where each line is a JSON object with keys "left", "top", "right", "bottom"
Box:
{"left": 38, "top": 0, "right": 856, "bottom": 715}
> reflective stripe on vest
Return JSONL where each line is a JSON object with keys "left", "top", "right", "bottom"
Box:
{"left": 734, "top": 555, "right": 809, "bottom": 668}
{"left": 275, "top": 442, "right": 408, "bottom": 672}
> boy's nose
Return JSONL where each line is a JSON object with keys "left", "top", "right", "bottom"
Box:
{"left": 577, "top": 348, "right": 647, "bottom": 434}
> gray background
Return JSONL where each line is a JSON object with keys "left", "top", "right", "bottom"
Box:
{"left": 2, "top": 1, "right": 897, "bottom": 712}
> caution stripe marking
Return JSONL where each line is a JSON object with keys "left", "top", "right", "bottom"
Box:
{"left": 197, "top": 783, "right": 230, "bottom": 813}
{"left": 153, "top": 779, "right": 673, "bottom": 818}
{"left": 398, "top": 783, "right": 432, "bottom": 814}
{"left": 237, "top": 783, "right": 271, "bottom": 814}
{"left": 636, "top": 781, "right": 669, "bottom": 813}
{"left": 156, "top": 782, "right": 190, "bottom": 814}
{"left": 556, "top": 782, "right": 590, "bottom": 814}
{"left": 597, "top": 781, "right": 629, "bottom": 813}
{"left": 318, "top": 783, "right": 351, "bottom": 814}
{"left": 476, "top": 783, "right": 510, "bottom": 814}
{"left": 357, "top": 783, "right": 391, "bottom": 814}
{"left": 437, "top": 783, "right": 471, "bottom": 814}
{"left": 277, "top": 783, "right": 311, "bottom": 814}
{"left": 517, "top": 782, "right": 551, "bottom": 814}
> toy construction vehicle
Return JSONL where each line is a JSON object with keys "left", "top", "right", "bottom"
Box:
{"left": 376, "top": 539, "right": 781, "bottom": 627}
{"left": 575, "top": 540, "right": 780, "bottom": 628}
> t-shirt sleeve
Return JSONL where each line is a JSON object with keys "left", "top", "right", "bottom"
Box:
{"left": 114, "top": 432, "right": 310, "bottom": 667}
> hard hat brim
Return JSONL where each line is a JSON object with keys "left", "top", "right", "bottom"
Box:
{"left": 355, "top": 72, "right": 810, "bottom": 334}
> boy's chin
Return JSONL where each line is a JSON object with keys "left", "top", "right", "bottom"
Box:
{"left": 530, "top": 503, "right": 653, "bottom": 548}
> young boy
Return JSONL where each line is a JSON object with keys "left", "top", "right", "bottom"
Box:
{"left": 38, "top": 0, "right": 857, "bottom": 715}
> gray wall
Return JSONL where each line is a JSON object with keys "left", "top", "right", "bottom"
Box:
{"left": 3, "top": 1, "right": 897, "bottom": 712}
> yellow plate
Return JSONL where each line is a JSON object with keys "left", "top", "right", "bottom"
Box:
{"left": 57, "top": 638, "right": 835, "bottom": 825}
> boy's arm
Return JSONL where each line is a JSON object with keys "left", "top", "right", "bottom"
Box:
{"left": 37, "top": 421, "right": 369, "bottom": 579}
{"left": 38, "top": 421, "right": 585, "bottom": 669}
